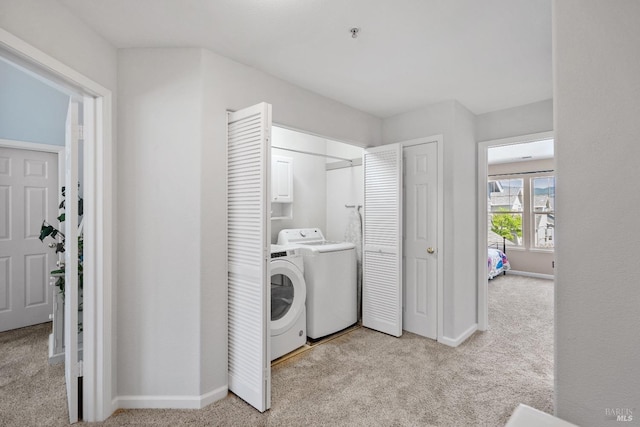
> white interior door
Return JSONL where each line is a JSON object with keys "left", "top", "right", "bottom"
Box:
{"left": 403, "top": 143, "right": 438, "bottom": 339}
{"left": 64, "top": 99, "right": 81, "bottom": 424}
{"left": 362, "top": 144, "right": 403, "bottom": 337}
{"left": 227, "top": 102, "right": 271, "bottom": 412}
{"left": 0, "top": 147, "right": 58, "bottom": 332}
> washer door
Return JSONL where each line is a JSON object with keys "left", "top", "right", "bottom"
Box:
{"left": 270, "top": 259, "right": 306, "bottom": 336}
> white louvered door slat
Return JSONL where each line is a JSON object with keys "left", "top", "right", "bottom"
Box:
{"left": 227, "top": 103, "right": 271, "bottom": 412}
{"left": 362, "top": 144, "right": 403, "bottom": 337}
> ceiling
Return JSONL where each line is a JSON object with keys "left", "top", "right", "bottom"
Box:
{"left": 488, "top": 139, "right": 554, "bottom": 165}
{"left": 59, "top": 0, "right": 552, "bottom": 118}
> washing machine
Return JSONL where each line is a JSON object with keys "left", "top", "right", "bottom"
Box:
{"left": 270, "top": 244, "right": 307, "bottom": 360}
{"left": 277, "top": 229, "right": 357, "bottom": 340}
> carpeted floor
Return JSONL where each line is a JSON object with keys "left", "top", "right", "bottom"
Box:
{"left": 0, "top": 322, "right": 68, "bottom": 426}
{"left": 0, "top": 275, "right": 553, "bottom": 426}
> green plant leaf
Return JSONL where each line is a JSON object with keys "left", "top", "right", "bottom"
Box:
{"left": 57, "top": 213, "right": 65, "bottom": 222}
{"left": 39, "top": 224, "right": 54, "bottom": 241}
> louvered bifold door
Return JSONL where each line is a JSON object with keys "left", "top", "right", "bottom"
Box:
{"left": 227, "top": 103, "right": 272, "bottom": 412}
{"left": 362, "top": 144, "right": 403, "bottom": 337}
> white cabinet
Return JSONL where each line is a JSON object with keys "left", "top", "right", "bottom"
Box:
{"left": 271, "top": 155, "right": 293, "bottom": 220}
{"left": 271, "top": 155, "right": 293, "bottom": 203}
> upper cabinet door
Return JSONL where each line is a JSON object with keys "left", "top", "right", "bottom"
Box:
{"left": 271, "top": 155, "right": 293, "bottom": 203}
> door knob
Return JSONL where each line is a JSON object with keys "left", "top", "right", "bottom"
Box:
{"left": 427, "top": 247, "right": 435, "bottom": 254}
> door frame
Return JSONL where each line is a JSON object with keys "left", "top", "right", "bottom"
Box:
{"left": 399, "top": 135, "right": 444, "bottom": 341}
{"left": 0, "top": 28, "right": 114, "bottom": 421}
{"left": 476, "top": 131, "right": 554, "bottom": 331}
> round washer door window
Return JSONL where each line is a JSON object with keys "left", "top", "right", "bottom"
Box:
{"left": 271, "top": 273, "right": 293, "bottom": 321}
{"left": 270, "top": 259, "right": 306, "bottom": 336}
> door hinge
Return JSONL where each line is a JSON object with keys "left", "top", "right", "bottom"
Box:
{"left": 74, "top": 360, "right": 84, "bottom": 377}
{"left": 73, "top": 124, "right": 84, "bottom": 141}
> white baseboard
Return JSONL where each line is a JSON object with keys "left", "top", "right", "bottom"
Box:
{"left": 439, "top": 323, "right": 478, "bottom": 347}
{"left": 114, "top": 385, "right": 228, "bottom": 410}
{"left": 199, "top": 386, "right": 228, "bottom": 408}
{"left": 507, "top": 270, "right": 554, "bottom": 280}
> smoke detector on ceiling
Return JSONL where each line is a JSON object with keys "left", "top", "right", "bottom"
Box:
{"left": 350, "top": 28, "right": 360, "bottom": 39}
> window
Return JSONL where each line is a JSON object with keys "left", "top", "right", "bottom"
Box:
{"left": 488, "top": 175, "right": 555, "bottom": 251}
{"left": 532, "top": 176, "right": 555, "bottom": 248}
{"left": 488, "top": 178, "right": 523, "bottom": 247}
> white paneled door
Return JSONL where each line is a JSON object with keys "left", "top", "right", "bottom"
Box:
{"left": 0, "top": 147, "right": 58, "bottom": 333}
{"left": 362, "top": 144, "right": 403, "bottom": 337}
{"left": 403, "top": 143, "right": 438, "bottom": 339}
{"left": 227, "top": 102, "right": 272, "bottom": 412}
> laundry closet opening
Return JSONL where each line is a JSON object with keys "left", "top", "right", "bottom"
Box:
{"left": 226, "top": 105, "right": 443, "bottom": 412}
{"left": 269, "top": 125, "right": 364, "bottom": 362}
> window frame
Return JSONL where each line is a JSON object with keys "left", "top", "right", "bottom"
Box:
{"left": 487, "top": 173, "right": 555, "bottom": 253}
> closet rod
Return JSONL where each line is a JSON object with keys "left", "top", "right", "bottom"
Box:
{"left": 488, "top": 169, "right": 554, "bottom": 177}
{"left": 272, "top": 146, "right": 353, "bottom": 163}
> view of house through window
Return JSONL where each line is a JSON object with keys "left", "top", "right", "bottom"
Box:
{"left": 488, "top": 175, "right": 555, "bottom": 250}
{"left": 532, "top": 176, "right": 555, "bottom": 248}
{"left": 489, "top": 178, "right": 524, "bottom": 246}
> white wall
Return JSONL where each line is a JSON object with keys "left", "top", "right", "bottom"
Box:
{"left": 476, "top": 99, "right": 553, "bottom": 143}
{"left": 325, "top": 140, "right": 364, "bottom": 243}
{"left": 0, "top": 0, "right": 117, "bottom": 92}
{"left": 271, "top": 127, "right": 327, "bottom": 243}
{"left": 554, "top": 1, "right": 640, "bottom": 425}
{"left": 117, "top": 48, "right": 203, "bottom": 398}
{"left": 114, "top": 47, "right": 384, "bottom": 402}
{"left": 451, "top": 102, "right": 477, "bottom": 338}
{"left": 383, "top": 100, "right": 477, "bottom": 342}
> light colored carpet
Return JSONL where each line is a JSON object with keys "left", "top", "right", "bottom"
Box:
{"left": 0, "top": 275, "right": 553, "bottom": 426}
{"left": 0, "top": 322, "right": 68, "bottom": 426}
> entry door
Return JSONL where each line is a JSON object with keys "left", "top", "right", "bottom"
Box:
{"left": 403, "top": 143, "right": 438, "bottom": 339}
{"left": 0, "top": 147, "right": 58, "bottom": 332}
{"left": 227, "top": 102, "right": 272, "bottom": 412}
{"left": 362, "top": 144, "right": 403, "bottom": 337}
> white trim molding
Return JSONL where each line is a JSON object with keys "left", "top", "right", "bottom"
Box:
{"left": 477, "top": 131, "right": 554, "bottom": 333}
{"left": 0, "top": 138, "right": 64, "bottom": 153}
{"left": 1, "top": 27, "right": 115, "bottom": 422}
{"left": 507, "top": 270, "right": 555, "bottom": 280}
{"left": 439, "top": 324, "right": 478, "bottom": 348}
{"left": 115, "top": 387, "right": 229, "bottom": 410}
